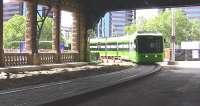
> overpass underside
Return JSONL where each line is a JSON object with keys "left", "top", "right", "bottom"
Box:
{"left": 0, "top": 0, "right": 199, "bottom": 67}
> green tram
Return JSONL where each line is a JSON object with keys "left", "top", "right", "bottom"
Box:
{"left": 90, "top": 32, "right": 164, "bottom": 63}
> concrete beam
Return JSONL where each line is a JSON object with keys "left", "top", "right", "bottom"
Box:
{"left": 35, "top": 0, "right": 200, "bottom": 29}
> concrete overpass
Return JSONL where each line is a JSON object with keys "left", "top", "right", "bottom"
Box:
{"left": 0, "top": 0, "right": 200, "bottom": 67}
{"left": 37, "top": 0, "right": 200, "bottom": 29}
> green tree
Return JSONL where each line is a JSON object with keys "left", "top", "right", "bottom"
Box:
{"left": 144, "top": 9, "right": 200, "bottom": 47}
{"left": 125, "top": 9, "right": 200, "bottom": 47}
{"left": 88, "top": 27, "right": 97, "bottom": 38}
{"left": 3, "top": 15, "right": 65, "bottom": 49}
{"left": 188, "top": 19, "right": 200, "bottom": 41}
{"left": 3, "top": 15, "right": 25, "bottom": 48}
{"left": 39, "top": 17, "right": 53, "bottom": 41}
{"left": 124, "top": 24, "right": 137, "bottom": 35}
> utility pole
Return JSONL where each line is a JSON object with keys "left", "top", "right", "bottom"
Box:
{"left": 168, "top": 8, "right": 177, "bottom": 65}
{"left": 112, "top": 25, "right": 119, "bottom": 56}
{"left": 103, "top": 17, "right": 108, "bottom": 58}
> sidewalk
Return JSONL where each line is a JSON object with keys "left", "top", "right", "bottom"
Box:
{"left": 0, "top": 65, "right": 161, "bottom": 106}
{"left": 0, "top": 62, "right": 89, "bottom": 73}
{"left": 160, "top": 61, "right": 200, "bottom": 68}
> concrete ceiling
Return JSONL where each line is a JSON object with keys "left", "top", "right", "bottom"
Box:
{"left": 36, "top": 0, "right": 200, "bottom": 29}
{"left": 37, "top": 0, "right": 200, "bottom": 11}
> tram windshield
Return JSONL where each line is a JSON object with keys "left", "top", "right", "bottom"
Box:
{"left": 136, "top": 36, "right": 163, "bottom": 53}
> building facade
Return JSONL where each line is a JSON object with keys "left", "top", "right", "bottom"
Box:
{"left": 97, "top": 10, "right": 133, "bottom": 38}
{"left": 183, "top": 6, "right": 200, "bottom": 22}
{"left": 3, "top": 0, "right": 52, "bottom": 22}
{"left": 3, "top": 1, "right": 23, "bottom": 21}
{"left": 23, "top": 2, "right": 53, "bottom": 17}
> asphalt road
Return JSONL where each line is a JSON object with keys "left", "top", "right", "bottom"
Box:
{"left": 44, "top": 66, "right": 200, "bottom": 106}
{"left": 0, "top": 65, "right": 160, "bottom": 106}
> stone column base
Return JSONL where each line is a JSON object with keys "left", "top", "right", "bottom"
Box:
{"left": 55, "top": 53, "right": 61, "bottom": 63}
{"left": 168, "top": 61, "right": 177, "bottom": 65}
{"left": 0, "top": 51, "right": 4, "bottom": 67}
{"left": 32, "top": 53, "right": 41, "bottom": 65}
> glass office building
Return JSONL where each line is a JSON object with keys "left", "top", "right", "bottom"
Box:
{"left": 183, "top": 6, "right": 200, "bottom": 21}
{"left": 97, "top": 10, "right": 133, "bottom": 38}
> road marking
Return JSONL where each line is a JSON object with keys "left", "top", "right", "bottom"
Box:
{"left": 0, "top": 80, "right": 72, "bottom": 95}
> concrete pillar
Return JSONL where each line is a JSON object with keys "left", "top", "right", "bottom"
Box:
{"left": 72, "top": 10, "right": 89, "bottom": 62}
{"left": 0, "top": 0, "right": 4, "bottom": 66}
{"left": 25, "top": 1, "right": 40, "bottom": 65}
{"left": 71, "top": 12, "right": 79, "bottom": 52}
{"left": 52, "top": 5, "right": 61, "bottom": 63}
{"left": 79, "top": 13, "right": 89, "bottom": 62}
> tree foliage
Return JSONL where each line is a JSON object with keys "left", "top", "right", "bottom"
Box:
{"left": 3, "top": 15, "right": 25, "bottom": 48}
{"left": 39, "top": 17, "right": 53, "bottom": 41}
{"left": 188, "top": 19, "right": 200, "bottom": 41}
{"left": 125, "top": 9, "right": 200, "bottom": 47}
{"left": 3, "top": 15, "right": 65, "bottom": 49}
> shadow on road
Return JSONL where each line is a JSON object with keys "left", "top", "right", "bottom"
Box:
{"left": 41, "top": 67, "right": 200, "bottom": 106}
{"left": 41, "top": 69, "right": 161, "bottom": 106}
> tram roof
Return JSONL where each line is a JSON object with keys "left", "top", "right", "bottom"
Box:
{"left": 135, "top": 32, "right": 162, "bottom": 36}
{"left": 90, "top": 36, "right": 134, "bottom": 44}
{"left": 90, "top": 32, "right": 162, "bottom": 43}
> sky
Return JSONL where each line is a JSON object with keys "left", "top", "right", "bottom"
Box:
{"left": 136, "top": 9, "right": 159, "bottom": 19}
{"left": 61, "top": 11, "right": 73, "bottom": 27}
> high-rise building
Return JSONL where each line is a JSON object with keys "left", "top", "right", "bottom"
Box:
{"left": 3, "top": 0, "right": 53, "bottom": 22}
{"left": 97, "top": 10, "right": 133, "bottom": 38}
{"left": 183, "top": 6, "right": 200, "bottom": 22}
{"left": 97, "top": 12, "right": 111, "bottom": 38}
{"left": 111, "top": 11, "right": 133, "bottom": 36}
{"left": 22, "top": 2, "right": 53, "bottom": 18}
{"left": 3, "top": 1, "right": 23, "bottom": 21}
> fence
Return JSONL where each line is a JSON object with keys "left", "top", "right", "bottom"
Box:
{"left": 175, "top": 49, "right": 200, "bottom": 61}
{"left": 4, "top": 52, "right": 79, "bottom": 66}
{"left": 165, "top": 49, "right": 200, "bottom": 61}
